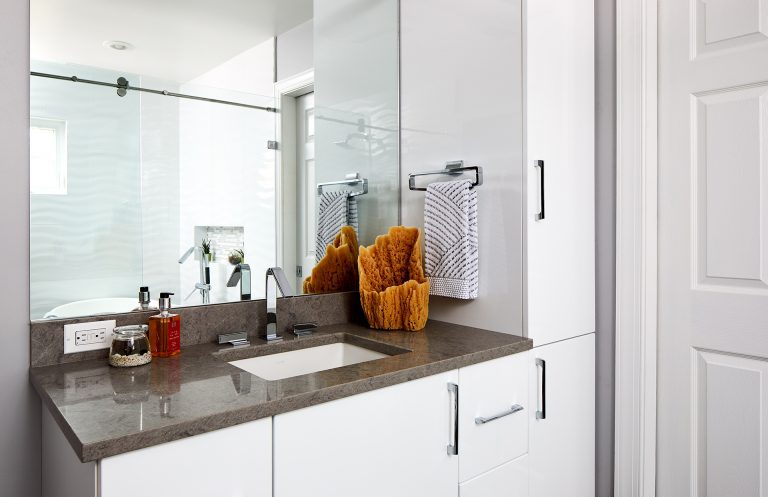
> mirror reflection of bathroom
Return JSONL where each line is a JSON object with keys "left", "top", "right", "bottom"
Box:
{"left": 29, "top": 0, "right": 399, "bottom": 320}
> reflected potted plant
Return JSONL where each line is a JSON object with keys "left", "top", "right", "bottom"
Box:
{"left": 201, "top": 238, "right": 213, "bottom": 262}
{"left": 228, "top": 248, "right": 244, "bottom": 266}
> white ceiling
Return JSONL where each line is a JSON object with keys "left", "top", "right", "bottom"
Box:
{"left": 31, "top": 0, "right": 312, "bottom": 83}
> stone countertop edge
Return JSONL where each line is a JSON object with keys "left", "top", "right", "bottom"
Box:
{"left": 30, "top": 321, "right": 532, "bottom": 463}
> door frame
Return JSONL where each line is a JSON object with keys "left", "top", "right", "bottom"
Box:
{"left": 614, "top": 0, "right": 658, "bottom": 496}
{"left": 274, "top": 70, "right": 314, "bottom": 273}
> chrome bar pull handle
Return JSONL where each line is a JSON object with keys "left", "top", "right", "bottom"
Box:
{"left": 447, "top": 383, "right": 459, "bottom": 456}
{"left": 535, "top": 160, "right": 545, "bottom": 220}
{"left": 475, "top": 404, "right": 524, "bottom": 425}
{"left": 536, "top": 358, "right": 547, "bottom": 420}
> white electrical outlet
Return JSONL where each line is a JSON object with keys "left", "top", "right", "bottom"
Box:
{"left": 64, "top": 320, "right": 116, "bottom": 354}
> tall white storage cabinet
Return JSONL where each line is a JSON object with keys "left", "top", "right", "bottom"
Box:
{"left": 524, "top": 0, "right": 595, "bottom": 496}
{"left": 400, "top": 0, "right": 596, "bottom": 492}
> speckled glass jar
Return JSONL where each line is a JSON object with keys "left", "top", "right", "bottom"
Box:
{"left": 109, "top": 325, "right": 152, "bottom": 367}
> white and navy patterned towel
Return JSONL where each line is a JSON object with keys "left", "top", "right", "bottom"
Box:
{"left": 424, "top": 179, "right": 479, "bottom": 299}
{"left": 315, "top": 190, "right": 359, "bottom": 262}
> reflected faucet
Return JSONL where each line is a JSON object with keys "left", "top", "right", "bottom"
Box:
{"left": 264, "top": 267, "right": 294, "bottom": 342}
{"left": 227, "top": 263, "right": 251, "bottom": 301}
{"left": 179, "top": 246, "right": 211, "bottom": 304}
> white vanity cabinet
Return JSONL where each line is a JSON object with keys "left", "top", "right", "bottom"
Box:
{"left": 273, "top": 353, "right": 530, "bottom": 497}
{"left": 456, "top": 354, "right": 530, "bottom": 497}
{"left": 273, "top": 370, "right": 460, "bottom": 497}
{"left": 43, "top": 352, "right": 531, "bottom": 497}
{"left": 528, "top": 334, "right": 595, "bottom": 497}
{"left": 42, "top": 408, "right": 273, "bottom": 497}
{"left": 458, "top": 354, "right": 528, "bottom": 485}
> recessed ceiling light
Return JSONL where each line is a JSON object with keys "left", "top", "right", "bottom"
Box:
{"left": 103, "top": 40, "right": 134, "bottom": 51}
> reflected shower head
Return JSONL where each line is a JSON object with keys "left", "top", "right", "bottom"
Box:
{"left": 178, "top": 246, "right": 195, "bottom": 264}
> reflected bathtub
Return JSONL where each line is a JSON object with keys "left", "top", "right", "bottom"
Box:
{"left": 44, "top": 297, "right": 145, "bottom": 319}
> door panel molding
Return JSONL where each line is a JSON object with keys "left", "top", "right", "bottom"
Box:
{"left": 691, "top": 83, "right": 768, "bottom": 292}
{"left": 615, "top": 0, "right": 658, "bottom": 495}
{"left": 691, "top": 348, "right": 768, "bottom": 497}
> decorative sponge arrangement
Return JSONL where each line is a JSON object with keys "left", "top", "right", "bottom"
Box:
{"left": 358, "top": 226, "right": 429, "bottom": 331}
{"left": 303, "top": 226, "right": 360, "bottom": 294}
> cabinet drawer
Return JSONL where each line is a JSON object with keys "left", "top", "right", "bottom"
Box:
{"left": 460, "top": 454, "right": 529, "bottom": 497}
{"left": 459, "top": 352, "right": 529, "bottom": 482}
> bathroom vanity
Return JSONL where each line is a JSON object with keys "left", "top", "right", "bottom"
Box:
{"left": 34, "top": 321, "right": 532, "bottom": 497}
{"left": 29, "top": 0, "right": 597, "bottom": 494}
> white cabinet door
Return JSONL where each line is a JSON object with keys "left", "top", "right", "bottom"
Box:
{"left": 528, "top": 333, "right": 595, "bottom": 497}
{"left": 100, "top": 418, "right": 272, "bottom": 497}
{"left": 525, "top": 0, "right": 595, "bottom": 346}
{"left": 459, "top": 353, "right": 528, "bottom": 482}
{"left": 460, "top": 454, "right": 529, "bottom": 497}
{"left": 274, "top": 371, "right": 459, "bottom": 497}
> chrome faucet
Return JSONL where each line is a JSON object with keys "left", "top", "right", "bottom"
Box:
{"left": 264, "top": 267, "right": 294, "bottom": 342}
{"left": 227, "top": 263, "right": 251, "bottom": 301}
{"left": 179, "top": 246, "right": 211, "bottom": 304}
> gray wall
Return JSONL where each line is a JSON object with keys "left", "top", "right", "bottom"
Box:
{"left": 596, "top": 0, "right": 617, "bottom": 496}
{"left": 0, "top": 1, "right": 41, "bottom": 496}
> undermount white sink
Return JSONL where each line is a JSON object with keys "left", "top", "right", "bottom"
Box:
{"left": 228, "top": 343, "right": 390, "bottom": 381}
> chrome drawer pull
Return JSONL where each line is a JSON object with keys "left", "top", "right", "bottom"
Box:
{"left": 475, "top": 404, "right": 524, "bottom": 425}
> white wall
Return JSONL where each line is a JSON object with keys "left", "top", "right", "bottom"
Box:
{"left": 0, "top": 0, "right": 41, "bottom": 495}
{"left": 400, "top": 0, "right": 524, "bottom": 335}
{"left": 277, "top": 20, "right": 313, "bottom": 81}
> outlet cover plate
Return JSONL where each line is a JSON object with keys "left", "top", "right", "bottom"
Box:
{"left": 63, "top": 320, "right": 116, "bottom": 354}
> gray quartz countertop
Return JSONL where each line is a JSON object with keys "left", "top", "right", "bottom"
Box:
{"left": 30, "top": 320, "right": 532, "bottom": 462}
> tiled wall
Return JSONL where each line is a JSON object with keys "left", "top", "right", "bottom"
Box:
{"left": 196, "top": 225, "right": 245, "bottom": 262}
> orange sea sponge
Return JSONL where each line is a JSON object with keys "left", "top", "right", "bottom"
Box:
{"left": 358, "top": 226, "right": 429, "bottom": 331}
{"left": 303, "top": 226, "right": 360, "bottom": 294}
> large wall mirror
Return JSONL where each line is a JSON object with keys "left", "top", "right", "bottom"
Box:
{"left": 29, "top": 0, "right": 400, "bottom": 320}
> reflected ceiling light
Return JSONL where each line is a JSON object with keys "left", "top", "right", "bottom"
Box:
{"left": 103, "top": 40, "right": 134, "bottom": 51}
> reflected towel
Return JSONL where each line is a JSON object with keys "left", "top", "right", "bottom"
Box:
{"left": 316, "top": 191, "right": 359, "bottom": 262}
{"left": 424, "top": 179, "right": 478, "bottom": 299}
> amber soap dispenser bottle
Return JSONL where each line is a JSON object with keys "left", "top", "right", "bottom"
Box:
{"left": 148, "top": 292, "right": 181, "bottom": 358}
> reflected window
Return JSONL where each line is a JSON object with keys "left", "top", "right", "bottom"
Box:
{"left": 30, "top": 117, "right": 67, "bottom": 195}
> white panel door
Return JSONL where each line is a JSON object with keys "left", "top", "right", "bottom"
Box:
{"left": 524, "top": 0, "right": 595, "bottom": 346}
{"left": 274, "top": 371, "right": 459, "bottom": 497}
{"left": 99, "top": 418, "right": 272, "bottom": 497}
{"left": 295, "top": 91, "right": 316, "bottom": 289}
{"left": 658, "top": 0, "right": 768, "bottom": 494}
{"left": 528, "top": 334, "right": 594, "bottom": 497}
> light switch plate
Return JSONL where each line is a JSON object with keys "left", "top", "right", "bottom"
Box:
{"left": 63, "top": 320, "right": 116, "bottom": 354}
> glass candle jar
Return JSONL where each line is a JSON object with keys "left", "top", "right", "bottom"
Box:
{"left": 109, "top": 325, "right": 152, "bottom": 367}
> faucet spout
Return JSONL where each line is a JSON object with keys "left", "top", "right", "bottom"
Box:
{"left": 264, "top": 267, "right": 294, "bottom": 342}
